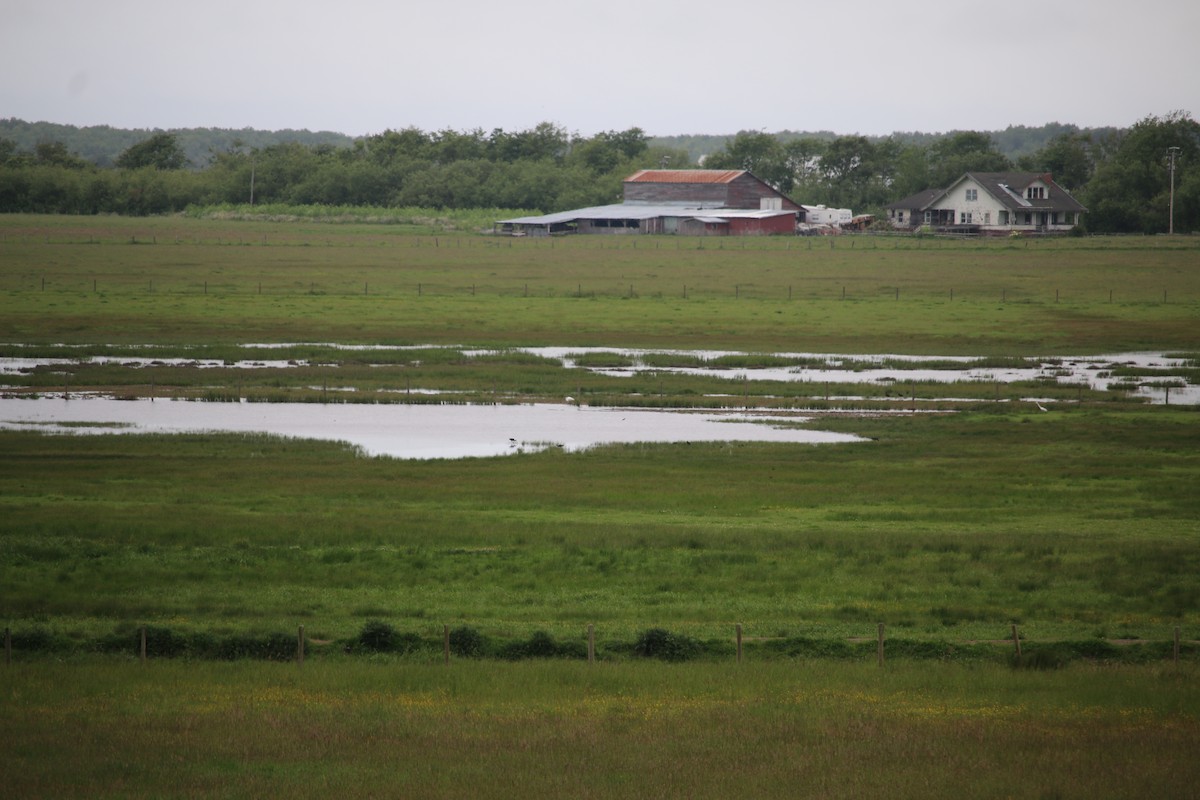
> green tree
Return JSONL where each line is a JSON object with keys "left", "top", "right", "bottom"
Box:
{"left": 890, "top": 141, "right": 933, "bottom": 198}
{"left": 115, "top": 132, "right": 188, "bottom": 170}
{"left": 704, "top": 131, "right": 793, "bottom": 192}
{"left": 0, "top": 137, "right": 28, "bottom": 167}
{"left": 1083, "top": 111, "right": 1200, "bottom": 233}
{"left": 358, "top": 127, "right": 432, "bottom": 166}
{"left": 34, "top": 141, "right": 91, "bottom": 170}
{"left": 926, "top": 131, "right": 1011, "bottom": 188}
{"left": 488, "top": 123, "right": 570, "bottom": 163}
{"left": 1017, "top": 132, "right": 1094, "bottom": 190}
{"left": 800, "top": 136, "right": 899, "bottom": 212}
{"left": 570, "top": 128, "right": 648, "bottom": 174}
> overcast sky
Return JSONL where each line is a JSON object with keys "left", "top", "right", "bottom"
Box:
{"left": 3, "top": 0, "right": 1198, "bottom": 138}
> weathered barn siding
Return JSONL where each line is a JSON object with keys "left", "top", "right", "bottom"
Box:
{"left": 623, "top": 170, "right": 802, "bottom": 212}
{"left": 624, "top": 181, "right": 729, "bottom": 206}
{"left": 725, "top": 174, "right": 803, "bottom": 212}
{"left": 729, "top": 214, "right": 796, "bottom": 235}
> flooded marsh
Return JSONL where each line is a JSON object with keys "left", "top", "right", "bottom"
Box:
{"left": 2, "top": 345, "right": 1195, "bottom": 457}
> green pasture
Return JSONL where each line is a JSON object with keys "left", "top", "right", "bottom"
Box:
{"left": 1, "top": 214, "right": 1198, "bottom": 352}
{"left": 2, "top": 214, "right": 1199, "bottom": 796}
{"left": 3, "top": 660, "right": 1198, "bottom": 799}
{"left": 2, "top": 407, "right": 1197, "bottom": 647}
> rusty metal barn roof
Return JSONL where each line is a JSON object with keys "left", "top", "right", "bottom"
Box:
{"left": 624, "top": 169, "right": 746, "bottom": 184}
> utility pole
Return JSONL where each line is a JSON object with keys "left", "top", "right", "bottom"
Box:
{"left": 1167, "top": 146, "right": 1181, "bottom": 234}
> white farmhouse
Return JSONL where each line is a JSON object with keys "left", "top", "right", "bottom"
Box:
{"left": 886, "top": 172, "right": 1086, "bottom": 234}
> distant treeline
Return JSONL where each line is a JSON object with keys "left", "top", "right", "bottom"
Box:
{"left": 0, "top": 118, "right": 356, "bottom": 168}
{"left": 1, "top": 114, "right": 1197, "bottom": 233}
{"left": 655, "top": 122, "right": 1113, "bottom": 167}
{"left": 0, "top": 118, "right": 1116, "bottom": 170}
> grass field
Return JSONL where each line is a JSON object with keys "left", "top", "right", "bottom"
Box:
{"left": 2, "top": 214, "right": 1198, "bottom": 796}
{"left": 2, "top": 408, "right": 1199, "bottom": 648}
{"left": 2, "top": 214, "right": 1199, "bottom": 352}
{"left": 4, "top": 660, "right": 1198, "bottom": 799}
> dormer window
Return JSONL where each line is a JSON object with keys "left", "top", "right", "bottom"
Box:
{"left": 965, "top": 189, "right": 978, "bottom": 201}
{"left": 1026, "top": 186, "right": 1046, "bottom": 200}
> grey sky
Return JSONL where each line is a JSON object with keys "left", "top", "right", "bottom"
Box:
{"left": 3, "top": 0, "right": 1197, "bottom": 138}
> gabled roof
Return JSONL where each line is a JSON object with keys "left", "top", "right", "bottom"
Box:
{"left": 885, "top": 189, "right": 942, "bottom": 210}
{"left": 933, "top": 172, "right": 1087, "bottom": 212}
{"left": 625, "top": 169, "right": 746, "bottom": 184}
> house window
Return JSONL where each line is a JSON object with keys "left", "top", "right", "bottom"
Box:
{"left": 984, "top": 212, "right": 991, "bottom": 224}
{"left": 897, "top": 211, "right": 905, "bottom": 222}
{"left": 965, "top": 189, "right": 978, "bottom": 201}
{"left": 924, "top": 210, "right": 932, "bottom": 224}
{"left": 961, "top": 212, "right": 972, "bottom": 224}
{"left": 999, "top": 210, "right": 1009, "bottom": 225}
{"left": 1026, "top": 186, "right": 1045, "bottom": 200}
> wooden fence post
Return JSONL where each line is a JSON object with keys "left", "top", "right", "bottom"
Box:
{"left": 736, "top": 624, "right": 743, "bottom": 664}
{"left": 587, "top": 624, "right": 595, "bottom": 664}
{"left": 443, "top": 624, "right": 450, "bottom": 666}
{"left": 1012, "top": 625, "right": 1022, "bottom": 658}
{"left": 297, "top": 625, "right": 305, "bottom": 665}
{"left": 876, "top": 623, "right": 885, "bottom": 667}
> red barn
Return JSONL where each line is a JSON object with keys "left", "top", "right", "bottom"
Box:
{"left": 497, "top": 169, "right": 803, "bottom": 236}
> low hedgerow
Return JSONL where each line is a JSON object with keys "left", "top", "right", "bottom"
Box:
{"left": 87, "top": 625, "right": 299, "bottom": 660}
{"left": 448, "top": 626, "right": 488, "bottom": 658}
{"left": 883, "top": 639, "right": 995, "bottom": 662}
{"left": 213, "top": 632, "right": 297, "bottom": 661}
{"left": 497, "top": 630, "right": 586, "bottom": 660}
{"left": 759, "top": 636, "right": 867, "bottom": 660}
{"left": 349, "top": 619, "right": 425, "bottom": 654}
{"left": 631, "top": 628, "right": 702, "bottom": 661}
{"left": 8, "top": 627, "right": 71, "bottom": 655}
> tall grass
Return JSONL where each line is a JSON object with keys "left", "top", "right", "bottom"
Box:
{"left": 183, "top": 202, "right": 534, "bottom": 232}
{"left": 2, "top": 659, "right": 1197, "bottom": 798}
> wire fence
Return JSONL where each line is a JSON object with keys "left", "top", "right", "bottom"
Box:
{"left": 4, "top": 623, "right": 1194, "bottom": 668}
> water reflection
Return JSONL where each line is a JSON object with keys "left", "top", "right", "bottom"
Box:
{"left": 531, "top": 348, "right": 1195, "bottom": 405}
{"left": 0, "top": 398, "right": 863, "bottom": 459}
{"left": 5, "top": 347, "right": 1190, "bottom": 405}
